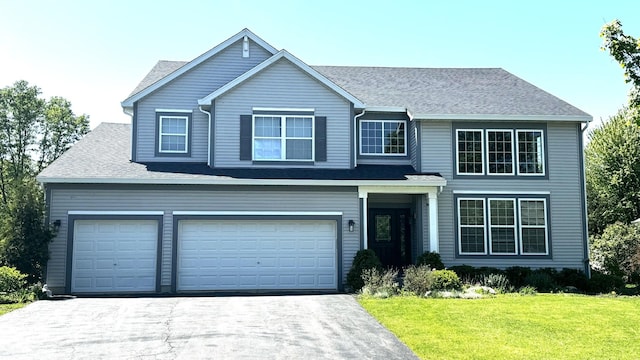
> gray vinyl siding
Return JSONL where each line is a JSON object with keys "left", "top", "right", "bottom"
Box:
{"left": 214, "top": 58, "right": 352, "bottom": 168}
{"left": 46, "top": 185, "right": 359, "bottom": 293}
{"left": 135, "top": 39, "right": 272, "bottom": 162}
{"left": 421, "top": 120, "right": 586, "bottom": 269}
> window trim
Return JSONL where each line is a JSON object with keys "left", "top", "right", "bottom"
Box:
{"left": 359, "top": 119, "right": 408, "bottom": 156}
{"left": 488, "top": 198, "right": 518, "bottom": 255}
{"left": 251, "top": 114, "right": 315, "bottom": 162}
{"left": 457, "top": 197, "right": 488, "bottom": 255}
{"left": 155, "top": 111, "right": 192, "bottom": 157}
{"left": 518, "top": 198, "right": 549, "bottom": 255}
{"left": 486, "top": 129, "right": 515, "bottom": 176}
{"left": 455, "top": 129, "right": 485, "bottom": 175}
{"left": 515, "top": 129, "right": 546, "bottom": 176}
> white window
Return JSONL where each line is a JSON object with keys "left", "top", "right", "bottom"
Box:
{"left": 253, "top": 115, "right": 314, "bottom": 161}
{"left": 360, "top": 120, "right": 406, "bottom": 155}
{"left": 456, "top": 130, "right": 484, "bottom": 174}
{"left": 516, "top": 130, "right": 545, "bottom": 175}
{"left": 458, "top": 198, "right": 487, "bottom": 254}
{"left": 159, "top": 116, "right": 188, "bottom": 153}
{"left": 519, "top": 199, "right": 549, "bottom": 255}
{"left": 488, "top": 199, "right": 517, "bottom": 254}
{"left": 487, "top": 130, "right": 514, "bottom": 175}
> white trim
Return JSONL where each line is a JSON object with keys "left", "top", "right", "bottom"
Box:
{"left": 515, "top": 129, "right": 546, "bottom": 176}
{"left": 456, "top": 129, "right": 485, "bottom": 175}
{"left": 252, "top": 114, "right": 315, "bottom": 161}
{"left": 453, "top": 190, "right": 550, "bottom": 195}
{"left": 253, "top": 107, "right": 315, "bottom": 112}
{"left": 457, "top": 197, "right": 487, "bottom": 255}
{"left": 197, "top": 50, "right": 365, "bottom": 108}
{"left": 155, "top": 109, "right": 193, "bottom": 113}
{"left": 172, "top": 211, "right": 342, "bottom": 216}
{"left": 518, "top": 198, "right": 550, "bottom": 255}
{"left": 358, "top": 185, "right": 441, "bottom": 195}
{"left": 486, "top": 129, "right": 515, "bottom": 176}
{"left": 158, "top": 115, "right": 189, "bottom": 154}
{"left": 414, "top": 113, "right": 592, "bottom": 122}
{"left": 359, "top": 119, "right": 408, "bottom": 156}
{"left": 122, "top": 29, "right": 278, "bottom": 107}
{"left": 364, "top": 106, "right": 407, "bottom": 113}
{"left": 428, "top": 192, "right": 439, "bottom": 253}
{"left": 487, "top": 198, "right": 518, "bottom": 255}
{"left": 68, "top": 211, "right": 164, "bottom": 215}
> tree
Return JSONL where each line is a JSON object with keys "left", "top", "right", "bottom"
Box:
{"left": 601, "top": 19, "right": 640, "bottom": 120}
{"left": 590, "top": 222, "right": 640, "bottom": 283}
{"left": 586, "top": 107, "right": 640, "bottom": 236}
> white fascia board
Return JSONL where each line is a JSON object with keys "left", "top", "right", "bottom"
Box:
{"left": 173, "top": 211, "right": 342, "bottom": 216}
{"left": 364, "top": 106, "right": 407, "bottom": 113}
{"left": 453, "top": 190, "right": 550, "bottom": 195}
{"left": 413, "top": 114, "right": 593, "bottom": 122}
{"left": 121, "top": 28, "right": 278, "bottom": 107}
{"left": 68, "top": 211, "right": 164, "bottom": 215}
{"left": 198, "top": 50, "right": 366, "bottom": 108}
{"left": 38, "top": 176, "right": 447, "bottom": 187}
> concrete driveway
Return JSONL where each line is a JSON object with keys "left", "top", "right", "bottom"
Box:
{"left": 0, "top": 295, "right": 418, "bottom": 359}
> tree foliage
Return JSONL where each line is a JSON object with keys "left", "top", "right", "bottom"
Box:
{"left": 586, "top": 108, "right": 640, "bottom": 236}
{"left": 590, "top": 222, "right": 640, "bottom": 283}
{"left": 601, "top": 19, "right": 640, "bottom": 119}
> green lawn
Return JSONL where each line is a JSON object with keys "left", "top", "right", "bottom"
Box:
{"left": 0, "top": 303, "right": 26, "bottom": 316}
{"left": 359, "top": 294, "right": 640, "bottom": 360}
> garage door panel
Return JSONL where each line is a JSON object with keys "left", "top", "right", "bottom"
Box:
{"left": 178, "top": 220, "right": 336, "bottom": 291}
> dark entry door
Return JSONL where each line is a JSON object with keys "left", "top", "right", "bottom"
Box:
{"left": 368, "top": 208, "right": 411, "bottom": 268}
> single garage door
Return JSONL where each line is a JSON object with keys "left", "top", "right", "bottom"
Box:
{"left": 71, "top": 220, "right": 158, "bottom": 293}
{"left": 177, "top": 220, "right": 337, "bottom": 291}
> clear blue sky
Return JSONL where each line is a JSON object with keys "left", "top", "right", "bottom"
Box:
{"left": 1, "top": 0, "right": 639, "bottom": 130}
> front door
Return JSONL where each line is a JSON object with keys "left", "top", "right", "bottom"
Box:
{"left": 368, "top": 208, "right": 411, "bottom": 268}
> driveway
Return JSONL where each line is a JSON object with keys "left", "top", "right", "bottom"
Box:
{"left": 0, "top": 295, "right": 418, "bottom": 359}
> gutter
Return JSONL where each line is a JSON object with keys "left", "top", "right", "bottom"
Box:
{"left": 580, "top": 117, "right": 592, "bottom": 277}
{"left": 198, "top": 106, "right": 212, "bottom": 167}
{"left": 353, "top": 109, "right": 366, "bottom": 165}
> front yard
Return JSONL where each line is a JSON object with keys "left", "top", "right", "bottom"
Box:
{"left": 359, "top": 294, "right": 640, "bottom": 360}
{"left": 0, "top": 303, "right": 26, "bottom": 316}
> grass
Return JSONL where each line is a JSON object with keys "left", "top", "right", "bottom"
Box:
{"left": 0, "top": 303, "right": 26, "bottom": 316}
{"left": 359, "top": 294, "right": 640, "bottom": 360}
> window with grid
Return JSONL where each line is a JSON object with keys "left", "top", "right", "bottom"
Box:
{"left": 519, "top": 199, "right": 548, "bottom": 254}
{"left": 458, "top": 199, "right": 486, "bottom": 254}
{"left": 457, "top": 130, "right": 484, "bottom": 174}
{"left": 159, "top": 116, "right": 188, "bottom": 153}
{"left": 487, "top": 130, "right": 514, "bottom": 174}
{"left": 360, "top": 120, "right": 406, "bottom": 155}
{"left": 489, "top": 199, "right": 517, "bottom": 254}
{"left": 253, "top": 115, "right": 313, "bottom": 161}
{"left": 517, "top": 130, "right": 544, "bottom": 175}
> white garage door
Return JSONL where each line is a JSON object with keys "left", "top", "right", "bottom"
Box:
{"left": 71, "top": 220, "right": 158, "bottom": 293}
{"left": 178, "top": 220, "right": 337, "bottom": 291}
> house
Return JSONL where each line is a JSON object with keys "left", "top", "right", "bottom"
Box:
{"left": 37, "top": 29, "right": 591, "bottom": 294}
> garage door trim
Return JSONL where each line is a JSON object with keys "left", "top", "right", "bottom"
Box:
{"left": 172, "top": 214, "right": 343, "bottom": 292}
{"left": 65, "top": 214, "right": 164, "bottom": 294}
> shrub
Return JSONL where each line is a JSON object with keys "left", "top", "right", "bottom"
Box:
{"left": 361, "top": 268, "right": 399, "bottom": 298}
{"left": 346, "top": 249, "right": 382, "bottom": 292}
{"left": 587, "top": 271, "right": 625, "bottom": 294}
{"left": 524, "top": 270, "right": 558, "bottom": 293}
{"left": 416, "top": 251, "right": 445, "bottom": 270}
{"left": 402, "top": 265, "right": 433, "bottom": 296}
{"left": 449, "top": 265, "right": 477, "bottom": 283}
{"left": 518, "top": 285, "right": 537, "bottom": 296}
{"left": 430, "top": 270, "right": 462, "bottom": 291}
{"left": 590, "top": 222, "right": 640, "bottom": 283}
{"left": 557, "top": 268, "right": 589, "bottom": 291}
{"left": 0, "top": 266, "right": 27, "bottom": 293}
{"left": 505, "top": 266, "right": 532, "bottom": 288}
{"left": 479, "top": 273, "right": 513, "bottom": 293}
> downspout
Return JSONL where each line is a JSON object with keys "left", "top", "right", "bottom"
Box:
{"left": 123, "top": 107, "right": 134, "bottom": 161}
{"left": 199, "top": 106, "right": 212, "bottom": 167}
{"left": 580, "top": 117, "right": 592, "bottom": 277}
{"left": 353, "top": 109, "right": 366, "bottom": 167}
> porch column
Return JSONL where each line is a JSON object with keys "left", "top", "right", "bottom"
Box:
{"left": 428, "top": 191, "right": 439, "bottom": 253}
{"left": 359, "top": 190, "right": 368, "bottom": 250}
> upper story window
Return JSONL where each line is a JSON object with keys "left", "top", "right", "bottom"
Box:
{"left": 156, "top": 110, "right": 192, "bottom": 156}
{"left": 360, "top": 120, "right": 406, "bottom": 156}
{"left": 455, "top": 128, "right": 545, "bottom": 176}
{"left": 253, "top": 115, "right": 314, "bottom": 161}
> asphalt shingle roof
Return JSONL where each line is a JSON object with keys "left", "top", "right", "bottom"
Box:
{"left": 37, "top": 123, "right": 442, "bottom": 183}
{"left": 128, "top": 60, "right": 188, "bottom": 97}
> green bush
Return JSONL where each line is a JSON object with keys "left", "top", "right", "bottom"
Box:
{"left": 346, "top": 249, "right": 382, "bottom": 292}
{"left": 590, "top": 222, "right": 640, "bottom": 283}
{"left": 557, "top": 268, "right": 589, "bottom": 291}
{"left": 479, "top": 273, "right": 513, "bottom": 293}
{"left": 518, "top": 285, "right": 537, "bottom": 296}
{"left": 0, "top": 266, "right": 27, "bottom": 293}
{"left": 416, "top": 251, "right": 445, "bottom": 270}
{"left": 430, "top": 270, "right": 462, "bottom": 291}
{"left": 524, "top": 270, "right": 558, "bottom": 293}
{"left": 361, "top": 268, "right": 399, "bottom": 298}
{"left": 587, "top": 271, "right": 625, "bottom": 294}
{"left": 505, "top": 266, "right": 533, "bottom": 288}
{"left": 402, "top": 265, "right": 433, "bottom": 296}
{"left": 448, "top": 265, "right": 477, "bottom": 283}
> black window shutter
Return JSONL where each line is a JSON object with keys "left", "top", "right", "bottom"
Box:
{"left": 240, "top": 115, "right": 252, "bottom": 160}
{"left": 315, "top": 116, "right": 327, "bottom": 162}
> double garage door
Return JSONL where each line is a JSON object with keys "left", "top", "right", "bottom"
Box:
{"left": 71, "top": 218, "right": 337, "bottom": 293}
